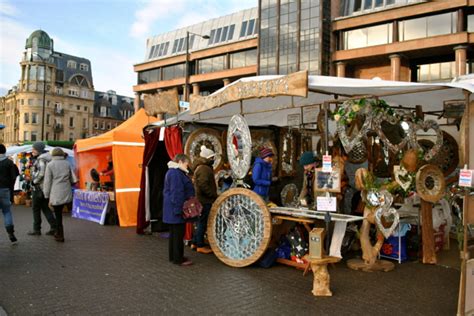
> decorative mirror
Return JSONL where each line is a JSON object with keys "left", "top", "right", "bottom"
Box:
{"left": 184, "top": 127, "right": 224, "bottom": 170}
{"left": 418, "top": 131, "right": 458, "bottom": 175}
{"left": 416, "top": 164, "right": 446, "bottom": 203}
{"left": 373, "top": 113, "right": 412, "bottom": 153}
{"left": 207, "top": 188, "right": 272, "bottom": 267}
{"left": 251, "top": 130, "right": 278, "bottom": 174}
{"left": 227, "top": 114, "right": 252, "bottom": 180}
{"left": 412, "top": 120, "right": 443, "bottom": 161}
{"left": 280, "top": 184, "right": 299, "bottom": 207}
{"left": 279, "top": 128, "right": 297, "bottom": 177}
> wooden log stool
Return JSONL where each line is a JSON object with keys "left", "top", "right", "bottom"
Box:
{"left": 309, "top": 256, "right": 341, "bottom": 296}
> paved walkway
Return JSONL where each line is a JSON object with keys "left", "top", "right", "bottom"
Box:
{"left": 0, "top": 206, "right": 459, "bottom": 315}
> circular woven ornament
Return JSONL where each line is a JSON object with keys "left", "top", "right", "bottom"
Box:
{"left": 418, "top": 131, "right": 459, "bottom": 176}
{"left": 415, "top": 164, "right": 446, "bottom": 203}
{"left": 184, "top": 128, "right": 224, "bottom": 170}
{"left": 347, "top": 140, "right": 367, "bottom": 164}
{"left": 207, "top": 188, "right": 272, "bottom": 268}
{"left": 280, "top": 184, "right": 299, "bottom": 207}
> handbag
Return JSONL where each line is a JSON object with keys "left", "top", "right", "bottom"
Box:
{"left": 182, "top": 196, "right": 203, "bottom": 220}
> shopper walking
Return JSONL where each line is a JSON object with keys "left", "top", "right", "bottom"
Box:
{"left": 252, "top": 147, "right": 274, "bottom": 202}
{"left": 28, "top": 142, "right": 56, "bottom": 236}
{"left": 163, "top": 154, "right": 195, "bottom": 266}
{"left": 0, "top": 144, "right": 19, "bottom": 243}
{"left": 191, "top": 146, "right": 217, "bottom": 254}
{"left": 43, "top": 148, "right": 76, "bottom": 242}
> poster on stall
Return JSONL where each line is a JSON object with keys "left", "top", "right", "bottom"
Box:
{"left": 322, "top": 155, "right": 332, "bottom": 172}
{"left": 316, "top": 196, "right": 337, "bottom": 212}
{"left": 459, "top": 169, "right": 473, "bottom": 187}
{"left": 72, "top": 190, "right": 109, "bottom": 225}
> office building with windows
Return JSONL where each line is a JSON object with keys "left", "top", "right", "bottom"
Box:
{"left": 133, "top": 8, "right": 259, "bottom": 103}
{"left": 332, "top": 0, "right": 473, "bottom": 82}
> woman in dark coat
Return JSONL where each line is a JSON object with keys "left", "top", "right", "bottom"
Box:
{"left": 163, "top": 154, "right": 195, "bottom": 266}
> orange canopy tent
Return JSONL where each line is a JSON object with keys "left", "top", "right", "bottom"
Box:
{"left": 75, "top": 109, "right": 157, "bottom": 227}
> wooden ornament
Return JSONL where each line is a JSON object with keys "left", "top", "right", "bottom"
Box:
{"left": 415, "top": 164, "right": 446, "bottom": 203}
{"left": 184, "top": 128, "right": 224, "bottom": 170}
{"left": 355, "top": 168, "right": 368, "bottom": 191}
{"left": 401, "top": 149, "right": 418, "bottom": 173}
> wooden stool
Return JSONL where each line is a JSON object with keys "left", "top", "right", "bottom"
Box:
{"left": 310, "top": 256, "right": 341, "bottom": 296}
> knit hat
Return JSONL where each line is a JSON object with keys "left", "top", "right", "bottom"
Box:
{"left": 299, "top": 151, "right": 316, "bottom": 166}
{"left": 200, "top": 145, "right": 215, "bottom": 159}
{"left": 51, "top": 147, "right": 65, "bottom": 157}
{"left": 260, "top": 147, "right": 274, "bottom": 159}
{"left": 32, "top": 141, "right": 46, "bottom": 153}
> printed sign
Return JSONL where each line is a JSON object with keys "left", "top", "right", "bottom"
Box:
{"left": 322, "top": 155, "right": 332, "bottom": 172}
{"left": 287, "top": 114, "right": 301, "bottom": 126}
{"left": 459, "top": 169, "right": 473, "bottom": 187}
{"left": 316, "top": 196, "right": 337, "bottom": 212}
{"left": 302, "top": 106, "right": 319, "bottom": 124}
{"left": 72, "top": 190, "right": 109, "bottom": 225}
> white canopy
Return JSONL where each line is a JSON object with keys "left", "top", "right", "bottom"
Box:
{"left": 153, "top": 75, "right": 474, "bottom": 127}
{"left": 5, "top": 145, "right": 74, "bottom": 157}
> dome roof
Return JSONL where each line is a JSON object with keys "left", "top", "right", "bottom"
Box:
{"left": 25, "top": 30, "right": 52, "bottom": 50}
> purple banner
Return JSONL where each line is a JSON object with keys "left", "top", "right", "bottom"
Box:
{"left": 72, "top": 190, "right": 109, "bottom": 225}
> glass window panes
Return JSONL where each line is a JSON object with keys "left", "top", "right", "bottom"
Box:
{"left": 215, "top": 28, "right": 222, "bottom": 44}
{"left": 247, "top": 19, "right": 255, "bottom": 36}
{"left": 240, "top": 21, "right": 248, "bottom": 37}
{"left": 468, "top": 14, "right": 474, "bottom": 32}
{"left": 427, "top": 13, "right": 454, "bottom": 37}
{"left": 209, "top": 29, "right": 216, "bottom": 44}
{"left": 221, "top": 26, "right": 228, "bottom": 42}
{"left": 400, "top": 12, "right": 456, "bottom": 41}
{"left": 177, "top": 38, "right": 184, "bottom": 52}
{"left": 198, "top": 55, "right": 225, "bottom": 74}
{"left": 148, "top": 46, "right": 156, "bottom": 59}
{"left": 375, "top": 0, "right": 383, "bottom": 7}
{"left": 228, "top": 24, "right": 235, "bottom": 40}
{"left": 172, "top": 39, "right": 179, "bottom": 53}
{"left": 417, "top": 61, "right": 455, "bottom": 82}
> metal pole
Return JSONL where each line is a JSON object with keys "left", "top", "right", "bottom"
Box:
{"left": 41, "top": 62, "right": 46, "bottom": 140}
{"left": 185, "top": 31, "right": 190, "bottom": 102}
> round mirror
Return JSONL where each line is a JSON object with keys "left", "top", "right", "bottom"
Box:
{"left": 280, "top": 184, "right": 299, "bottom": 207}
{"left": 227, "top": 114, "right": 252, "bottom": 180}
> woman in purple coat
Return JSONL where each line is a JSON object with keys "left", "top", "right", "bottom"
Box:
{"left": 163, "top": 154, "right": 195, "bottom": 266}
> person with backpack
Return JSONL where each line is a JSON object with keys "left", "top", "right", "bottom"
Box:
{"left": 191, "top": 146, "right": 218, "bottom": 254}
{"left": 0, "top": 144, "right": 19, "bottom": 243}
{"left": 28, "top": 142, "right": 56, "bottom": 236}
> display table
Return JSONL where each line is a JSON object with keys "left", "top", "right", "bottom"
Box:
{"left": 72, "top": 190, "right": 111, "bottom": 225}
{"left": 310, "top": 256, "right": 341, "bottom": 296}
{"left": 270, "top": 207, "right": 364, "bottom": 258}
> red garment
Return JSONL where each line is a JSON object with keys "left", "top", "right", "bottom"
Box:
{"left": 164, "top": 126, "right": 183, "bottom": 160}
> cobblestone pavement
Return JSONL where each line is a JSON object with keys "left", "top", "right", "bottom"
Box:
{"left": 0, "top": 206, "right": 459, "bottom": 315}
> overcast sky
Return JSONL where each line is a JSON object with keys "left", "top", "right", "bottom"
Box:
{"left": 0, "top": 0, "right": 256, "bottom": 97}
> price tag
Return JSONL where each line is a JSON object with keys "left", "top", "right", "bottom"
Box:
{"left": 159, "top": 127, "right": 165, "bottom": 141}
{"left": 459, "top": 169, "right": 473, "bottom": 187}
{"left": 322, "top": 155, "right": 332, "bottom": 172}
{"left": 316, "top": 196, "right": 337, "bottom": 212}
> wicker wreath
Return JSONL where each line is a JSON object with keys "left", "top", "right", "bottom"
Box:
{"left": 207, "top": 188, "right": 272, "bottom": 268}
{"left": 418, "top": 131, "right": 459, "bottom": 176}
{"left": 415, "top": 164, "right": 446, "bottom": 203}
{"left": 184, "top": 128, "right": 224, "bottom": 170}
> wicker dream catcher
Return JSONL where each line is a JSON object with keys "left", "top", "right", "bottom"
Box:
{"left": 208, "top": 188, "right": 272, "bottom": 267}
{"left": 184, "top": 128, "right": 224, "bottom": 170}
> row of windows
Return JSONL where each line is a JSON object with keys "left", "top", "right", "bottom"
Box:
{"left": 149, "top": 41, "right": 170, "bottom": 59}
{"left": 23, "top": 112, "right": 89, "bottom": 128}
{"left": 342, "top": 12, "right": 457, "bottom": 50}
{"left": 94, "top": 121, "right": 118, "bottom": 130}
{"left": 240, "top": 19, "right": 258, "bottom": 38}
{"left": 138, "top": 49, "right": 257, "bottom": 83}
{"left": 21, "top": 131, "right": 88, "bottom": 142}
{"left": 209, "top": 24, "right": 236, "bottom": 45}
{"left": 171, "top": 36, "right": 191, "bottom": 55}
{"left": 67, "top": 60, "right": 89, "bottom": 71}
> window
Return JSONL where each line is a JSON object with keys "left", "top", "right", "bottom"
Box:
{"left": 247, "top": 19, "right": 255, "bottom": 36}
{"left": 138, "top": 68, "right": 160, "bottom": 84}
{"left": 417, "top": 61, "right": 456, "bottom": 82}
{"left": 148, "top": 45, "right": 157, "bottom": 59}
{"left": 83, "top": 118, "right": 88, "bottom": 129}
{"left": 84, "top": 106, "right": 88, "bottom": 112}
{"left": 100, "top": 106, "right": 107, "bottom": 117}
{"left": 79, "top": 63, "right": 89, "bottom": 71}
{"left": 76, "top": 105, "right": 81, "bottom": 110}
{"left": 162, "top": 63, "right": 185, "bottom": 80}
{"left": 228, "top": 24, "right": 235, "bottom": 40}
{"left": 24, "top": 113, "right": 29, "bottom": 124}
{"left": 240, "top": 21, "right": 248, "bottom": 37}
{"left": 67, "top": 60, "right": 77, "bottom": 69}
{"left": 68, "top": 89, "right": 79, "bottom": 97}
{"left": 69, "top": 117, "right": 74, "bottom": 127}
{"left": 28, "top": 99, "right": 33, "bottom": 105}
{"left": 32, "top": 113, "right": 38, "bottom": 124}
{"left": 56, "top": 86, "right": 63, "bottom": 95}
{"left": 198, "top": 55, "right": 225, "bottom": 74}
{"left": 69, "top": 133, "right": 74, "bottom": 141}
{"left": 172, "top": 39, "right": 179, "bottom": 54}
{"left": 54, "top": 102, "right": 62, "bottom": 110}
{"left": 208, "top": 24, "right": 236, "bottom": 45}
{"left": 468, "top": 14, "right": 474, "bottom": 33}
{"left": 215, "top": 28, "right": 222, "bottom": 44}
{"left": 31, "top": 132, "right": 37, "bottom": 142}
{"left": 209, "top": 29, "right": 216, "bottom": 44}
{"left": 221, "top": 26, "right": 228, "bottom": 42}
{"left": 45, "top": 132, "right": 49, "bottom": 141}
{"left": 81, "top": 90, "right": 89, "bottom": 98}
{"left": 177, "top": 38, "right": 185, "bottom": 52}
{"left": 23, "top": 131, "right": 28, "bottom": 141}
{"left": 399, "top": 12, "right": 457, "bottom": 41}
{"left": 230, "top": 49, "right": 257, "bottom": 68}
{"left": 101, "top": 122, "right": 105, "bottom": 130}
{"left": 343, "top": 23, "right": 393, "bottom": 49}
{"left": 20, "top": 99, "right": 24, "bottom": 105}
{"left": 107, "top": 123, "right": 111, "bottom": 130}
{"left": 46, "top": 114, "right": 51, "bottom": 125}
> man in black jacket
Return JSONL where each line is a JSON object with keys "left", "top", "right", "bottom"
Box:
{"left": 0, "top": 144, "right": 19, "bottom": 243}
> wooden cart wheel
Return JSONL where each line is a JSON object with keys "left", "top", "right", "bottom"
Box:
{"left": 184, "top": 128, "right": 224, "bottom": 170}
{"left": 208, "top": 188, "right": 272, "bottom": 268}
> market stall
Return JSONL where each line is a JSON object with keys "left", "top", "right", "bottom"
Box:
{"left": 140, "top": 72, "right": 473, "bottom": 301}
{"left": 75, "top": 109, "right": 157, "bottom": 227}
